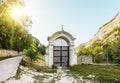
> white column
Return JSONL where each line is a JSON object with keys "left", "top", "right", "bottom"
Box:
{"left": 45, "top": 47, "right": 49, "bottom": 66}
{"left": 69, "top": 45, "right": 77, "bottom": 66}
{"left": 48, "top": 43, "right": 53, "bottom": 67}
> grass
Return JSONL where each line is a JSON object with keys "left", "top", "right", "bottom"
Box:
{"left": 19, "top": 60, "right": 56, "bottom": 73}
{"left": 34, "top": 66, "right": 57, "bottom": 73}
{"left": 15, "top": 66, "right": 22, "bottom": 79}
{"left": 68, "top": 65, "right": 120, "bottom": 83}
{"left": 19, "top": 59, "right": 27, "bottom": 66}
{"left": 33, "top": 75, "right": 50, "bottom": 83}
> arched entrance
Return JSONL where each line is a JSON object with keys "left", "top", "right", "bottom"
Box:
{"left": 53, "top": 38, "right": 69, "bottom": 66}
{"left": 46, "top": 29, "right": 77, "bottom": 67}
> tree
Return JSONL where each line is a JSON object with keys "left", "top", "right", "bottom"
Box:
{"left": 110, "top": 40, "right": 120, "bottom": 63}
{"left": 0, "top": 0, "right": 33, "bottom": 51}
{"left": 103, "top": 42, "right": 112, "bottom": 63}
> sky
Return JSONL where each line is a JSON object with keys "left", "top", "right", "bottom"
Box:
{"left": 24, "top": 0, "right": 120, "bottom": 47}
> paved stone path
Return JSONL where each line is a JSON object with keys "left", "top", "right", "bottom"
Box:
{"left": 0, "top": 56, "right": 22, "bottom": 82}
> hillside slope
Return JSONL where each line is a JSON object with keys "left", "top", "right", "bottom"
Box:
{"left": 76, "top": 13, "right": 120, "bottom": 52}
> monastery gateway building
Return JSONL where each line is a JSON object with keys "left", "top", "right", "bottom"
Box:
{"left": 45, "top": 29, "right": 77, "bottom": 67}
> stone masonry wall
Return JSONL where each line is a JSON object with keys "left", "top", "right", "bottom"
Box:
{"left": 0, "top": 49, "right": 20, "bottom": 58}
{"left": 23, "top": 55, "right": 45, "bottom": 67}
{"left": 77, "top": 55, "right": 93, "bottom": 64}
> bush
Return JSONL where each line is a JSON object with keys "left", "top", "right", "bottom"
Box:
{"left": 94, "top": 55, "right": 106, "bottom": 63}
{"left": 38, "top": 45, "right": 46, "bottom": 55}
{"left": 23, "top": 42, "right": 42, "bottom": 61}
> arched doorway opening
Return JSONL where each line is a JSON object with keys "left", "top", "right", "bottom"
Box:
{"left": 53, "top": 38, "right": 69, "bottom": 66}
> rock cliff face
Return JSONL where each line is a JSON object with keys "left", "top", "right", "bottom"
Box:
{"left": 76, "top": 13, "right": 120, "bottom": 52}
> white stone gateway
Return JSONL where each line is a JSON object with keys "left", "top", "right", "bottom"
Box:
{"left": 45, "top": 29, "right": 77, "bottom": 67}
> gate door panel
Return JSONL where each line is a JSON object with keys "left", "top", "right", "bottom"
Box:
{"left": 53, "top": 46, "right": 69, "bottom": 66}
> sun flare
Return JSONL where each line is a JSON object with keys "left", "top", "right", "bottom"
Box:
{"left": 11, "top": 6, "right": 25, "bottom": 19}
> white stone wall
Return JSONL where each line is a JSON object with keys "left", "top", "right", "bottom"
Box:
{"left": 0, "top": 49, "right": 20, "bottom": 58}
{"left": 69, "top": 45, "right": 77, "bottom": 66}
{"left": 77, "top": 55, "right": 93, "bottom": 64}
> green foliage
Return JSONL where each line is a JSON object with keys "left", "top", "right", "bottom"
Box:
{"left": 89, "top": 42, "right": 103, "bottom": 55}
{"left": 77, "top": 42, "right": 103, "bottom": 56}
{"left": 19, "top": 59, "right": 27, "bottom": 66}
{"left": 15, "top": 67, "right": 22, "bottom": 79}
{"left": 103, "top": 26, "right": 120, "bottom": 40}
{"left": 38, "top": 45, "right": 46, "bottom": 55}
{"left": 77, "top": 48, "right": 90, "bottom": 55}
{"left": 0, "top": 0, "right": 33, "bottom": 51}
{"left": 23, "top": 42, "right": 42, "bottom": 61}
